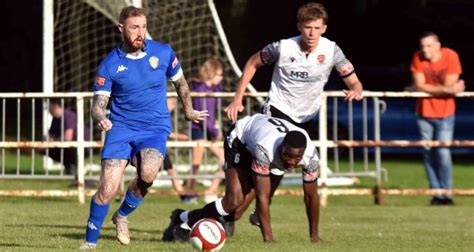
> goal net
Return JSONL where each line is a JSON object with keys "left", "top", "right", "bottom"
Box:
{"left": 53, "top": 0, "right": 247, "bottom": 95}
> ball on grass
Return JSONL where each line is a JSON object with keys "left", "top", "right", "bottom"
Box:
{"left": 189, "top": 218, "right": 226, "bottom": 251}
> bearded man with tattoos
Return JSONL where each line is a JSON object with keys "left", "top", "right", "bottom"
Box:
{"left": 79, "top": 6, "right": 208, "bottom": 250}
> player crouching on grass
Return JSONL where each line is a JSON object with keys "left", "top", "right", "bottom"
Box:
{"left": 162, "top": 114, "right": 322, "bottom": 243}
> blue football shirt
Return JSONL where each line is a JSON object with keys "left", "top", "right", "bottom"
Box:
{"left": 92, "top": 39, "right": 182, "bottom": 132}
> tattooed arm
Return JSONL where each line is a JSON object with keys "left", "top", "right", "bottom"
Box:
{"left": 171, "top": 75, "right": 209, "bottom": 122}
{"left": 91, "top": 94, "right": 113, "bottom": 132}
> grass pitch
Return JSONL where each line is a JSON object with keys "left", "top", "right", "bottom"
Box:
{"left": 0, "top": 194, "right": 473, "bottom": 251}
{"left": 0, "top": 157, "right": 473, "bottom": 251}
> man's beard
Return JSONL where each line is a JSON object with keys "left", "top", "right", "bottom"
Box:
{"left": 124, "top": 36, "right": 144, "bottom": 51}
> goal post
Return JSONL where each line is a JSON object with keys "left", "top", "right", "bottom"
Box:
{"left": 46, "top": 0, "right": 261, "bottom": 100}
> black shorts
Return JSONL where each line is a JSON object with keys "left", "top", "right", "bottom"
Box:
{"left": 224, "top": 130, "right": 252, "bottom": 171}
{"left": 163, "top": 154, "right": 172, "bottom": 171}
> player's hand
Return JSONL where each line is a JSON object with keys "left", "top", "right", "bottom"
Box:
{"left": 186, "top": 110, "right": 209, "bottom": 123}
{"left": 97, "top": 118, "right": 113, "bottom": 132}
{"left": 175, "top": 133, "right": 189, "bottom": 141}
{"left": 343, "top": 89, "right": 363, "bottom": 101}
{"left": 169, "top": 132, "right": 189, "bottom": 141}
{"left": 225, "top": 100, "right": 244, "bottom": 123}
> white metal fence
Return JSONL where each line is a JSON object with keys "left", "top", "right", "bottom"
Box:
{"left": 1, "top": 91, "right": 474, "bottom": 203}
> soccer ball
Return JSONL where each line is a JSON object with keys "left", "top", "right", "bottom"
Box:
{"left": 189, "top": 218, "right": 226, "bottom": 251}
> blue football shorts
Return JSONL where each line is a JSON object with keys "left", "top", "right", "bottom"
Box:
{"left": 101, "top": 125, "right": 169, "bottom": 160}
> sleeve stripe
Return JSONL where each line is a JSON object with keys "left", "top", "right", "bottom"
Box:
{"left": 93, "top": 90, "right": 111, "bottom": 97}
{"left": 341, "top": 70, "right": 355, "bottom": 79}
{"left": 169, "top": 68, "right": 183, "bottom": 82}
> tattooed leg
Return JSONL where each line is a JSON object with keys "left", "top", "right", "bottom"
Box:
{"left": 129, "top": 148, "right": 163, "bottom": 198}
{"left": 84, "top": 159, "right": 128, "bottom": 244}
{"left": 94, "top": 159, "right": 128, "bottom": 205}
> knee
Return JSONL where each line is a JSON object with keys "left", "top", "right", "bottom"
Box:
{"left": 223, "top": 192, "right": 244, "bottom": 212}
{"left": 140, "top": 169, "right": 158, "bottom": 184}
{"left": 137, "top": 177, "right": 153, "bottom": 191}
{"left": 95, "top": 183, "right": 116, "bottom": 204}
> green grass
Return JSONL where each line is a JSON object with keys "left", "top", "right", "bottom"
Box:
{"left": 0, "top": 195, "right": 473, "bottom": 251}
{"left": 353, "top": 156, "right": 474, "bottom": 189}
{"left": 0, "top": 156, "right": 473, "bottom": 251}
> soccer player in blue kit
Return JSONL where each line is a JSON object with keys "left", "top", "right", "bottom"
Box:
{"left": 80, "top": 6, "right": 208, "bottom": 250}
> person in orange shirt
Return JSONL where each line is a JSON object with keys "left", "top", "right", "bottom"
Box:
{"left": 410, "top": 32, "right": 465, "bottom": 206}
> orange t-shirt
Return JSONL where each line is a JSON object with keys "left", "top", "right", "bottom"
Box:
{"left": 410, "top": 47, "right": 462, "bottom": 118}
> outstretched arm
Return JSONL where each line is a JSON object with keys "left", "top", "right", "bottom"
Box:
{"left": 225, "top": 52, "right": 264, "bottom": 123}
{"left": 342, "top": 73, "right": 364, "bottom": 101}
{"left": 253, "top": 171, "right": 273, "bottom": 242}
{"left": 303, "top": 180, "right": 322, "bottom": 243}
{"left": 91, "top": 94, "right": 112, "bottom": 132}
{"left": 171, "top": 75, "right": 209, "bottom": 123}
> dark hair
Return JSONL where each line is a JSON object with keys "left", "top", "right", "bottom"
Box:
{"left": 297, "top": 2, "right": 328, "bottom": 25}
{"left": 283, "top": 131, "right": 307, "bottom": 149}
{"left": 49, "top": 98, "right": 62, "bottom": 105}
{"left": 420, "top": 31, "right": 439, "bottom": 42}
{"left": 119, "top": 6, "right": 147, "bottom": 24}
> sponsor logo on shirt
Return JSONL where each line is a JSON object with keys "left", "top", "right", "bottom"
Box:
{"left": 96, "top": 76, "right": 105, "bottom": 86}
{"left": 317, "top": 54, "right": 325, "bottom": 63}
{"left": 149, "top": 56, "right": 159, "bottom": 69}
{"left": 290, "top": 71, "right": 309, "bottom": 79}
{"left": 287, "top": 71, "right": 322, "bottom": 82}
{"left": 116, "top": 65, "right": 128, "bottom": 73}
{"left": 172, "top": 57, "right": 179, "bottom": 69}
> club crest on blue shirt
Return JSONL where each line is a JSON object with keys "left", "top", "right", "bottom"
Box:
{"left": 149, "top": 56, "right": 159, "bottom": 69}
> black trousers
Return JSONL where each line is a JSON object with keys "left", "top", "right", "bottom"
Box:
{"left": 47, "top": 148, "right": 90, "bottom": 176}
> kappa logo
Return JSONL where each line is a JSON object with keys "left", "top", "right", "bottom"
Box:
{"left": 116, "top": 65, "right": 128, "bottom": 73}
{"left": 290, "top": 56, "right": 296, "bottom": 63}
{"left": 87, "top": 221, "right": 98, "bottom": 230}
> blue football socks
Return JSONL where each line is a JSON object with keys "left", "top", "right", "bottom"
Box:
{"left": 85, "top": 197, "right": 110, "bottom": 244}
{"left": 117, "top": 190, "right": 143, "bottom": 217}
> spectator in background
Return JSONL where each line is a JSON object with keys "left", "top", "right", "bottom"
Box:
{"left": 410, "top": 32, "right": 465, "bottom": 206}
{"left": 165, "top": 97, "right": 198, "bottom": 203}
{"left": 46, "top": 98, "right": 91, "bottom": 178}
{"left": 188, "top": 58, "right": 225, "bottom": 202}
